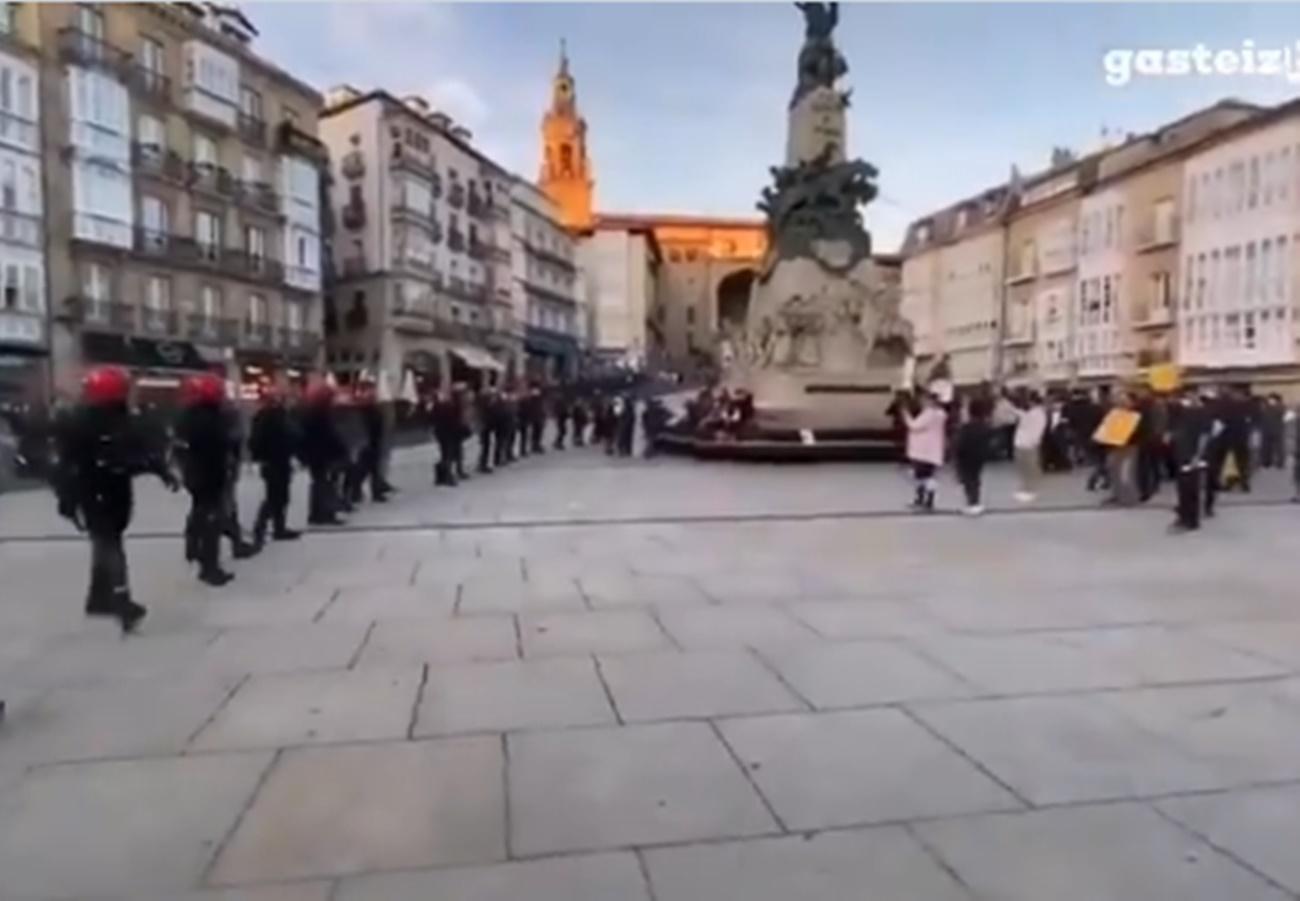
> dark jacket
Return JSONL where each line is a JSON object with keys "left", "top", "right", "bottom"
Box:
{"left": 249, "top": 404, "right": 297, "bottom": 471}
{"left": 1169, "top": 402, "right": 1211, "bottom": 468}
{"left": 299, "top": 403, "right": 347, "bottom": 470}
{"left": 954, "top": 418, "right": 992, "bottom": 470}
{"left": 175, "top": 402, "right": 233, "bottom": 501}
{"left": 53, "top": 403, "right": 171, "bottom": 533}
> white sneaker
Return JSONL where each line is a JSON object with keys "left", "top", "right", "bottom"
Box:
{"left": 963, "top": 504, "right": 984, "bottom": 517}
{"left": 1014, "top": 491, "right": 1036, "bottom": 503}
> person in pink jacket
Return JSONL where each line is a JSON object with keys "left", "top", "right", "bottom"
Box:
{"left": 904, "top": 390, "right": 948, "bottom": 512}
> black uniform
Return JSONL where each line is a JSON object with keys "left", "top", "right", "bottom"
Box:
{"left": 1169, "top": 400, "right": 1211, "bottom": 530}
{"left": 432, "top": 395, "right": 461, "bottom": 486}
{"left": 476, "top": 391, "right": 497, "bottom": 473}
{"left": 249, "top": 400, "right": 300, "bottom": 542}
{"left": 571, "top": 399, "right": 589, "bottom": 447}
{"left": 553, "top": 393, "right": 570, "bottom": 450}
{"left": 347, "top": 400, "right": 389, "bottom": 502}
{"left": 641, "top": 399, "right": 669, "bottom": 457}
{"left": 176, "top": 401, "right": 235, "bottom": 584}
{"left": 53, "top": 403, "right": 175, "bottom": 629}
{"left": 220, "top": 405, "right": 258, "bottom": 558}
{"left": 617, "top": 397, "right": 637, "bottom": 457}
{"left": 300, "top": 400, "right": 348, "bottom": 524}
{"left": 494, "top": 394, "right": 515, "bottom": 467}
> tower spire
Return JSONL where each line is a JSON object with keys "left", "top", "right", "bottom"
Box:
{"left": 559, "top": 37, "right": 569, "bottom": 77}
{"left": 539, "top": 41, "right": 593, "bottom": 230}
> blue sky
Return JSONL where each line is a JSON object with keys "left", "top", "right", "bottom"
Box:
{"left": 248, "top": 2, "right": 1300, "bottom": 249}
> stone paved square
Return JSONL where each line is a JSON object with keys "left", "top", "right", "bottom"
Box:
{"left": 3, "top": 453, "right": 1300, "bottom": 899}
{"left": 598, "top": 649, "right": 805, "bottom": 721}
{"left": 414, "top": 656, "right": 616, "bottom": 736}
{"left": 916, "top": 803, "right": 1292, "bottom": 901}
{"left": 192, "top": 667, "right": 422, "bottom": 751}
{"left": 0, "top": 752, "right": 272, "bottom": 899}
{"left": 210, "top": 739, "right": 505, "bottom": 885}
{"left": 335, "top": 852, "right": 650, "bottom": 901}
{"left": 643, "top": 827, "right": 973, "bottom": 901}
{"left": 508, "top": 721, "right": 777, "bottom": 855}
{"left": 717, "top": 708, "right": 1022, "bottom": 830}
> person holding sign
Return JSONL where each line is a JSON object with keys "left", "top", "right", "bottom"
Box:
{"left": 1094, "top": 391, "right": 1141, "bottom": 506}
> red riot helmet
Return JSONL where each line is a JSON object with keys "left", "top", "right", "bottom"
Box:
{"left": 180, "top": 372, "right": 225, "bottom": 406}
{"left": 81, "top": 366, "right": 131, "bottom": 405}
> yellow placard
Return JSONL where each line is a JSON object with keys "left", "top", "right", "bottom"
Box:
{"left": 1093, "top": 409, "right": 1142, "bottom": 447}
{"left": 1147, "top": 363, "right": 1181, "bottom": 393}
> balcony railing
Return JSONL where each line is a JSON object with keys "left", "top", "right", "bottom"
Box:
{"left": 131, "top": 66, "right": 170, "bottom": 104}
{"left": 132, "top": 143, "right": 187, "bottom": 181}
{"left": 447, "top": 183, "right": 465, "bottom": 209}
{"left": 225, "top": 249, "right": 285, "bottom": 283}
{"left": 447, "top": 229, "right": 465, "bottom": 253}
{"left": 467, "top": 191, "right": 486, "bottom": 219}
{"left": 391, "top": 201, "right": 434, "bottom": 225}
{"left": 278, "top": 327, "right": 321, "bottom": 355}
{"left": 237, "top": 113, "right": 266, "bottom": 147}
{"left": 1136, "top": 219, "right": 1180, "bottom": 253}
{"left": 186, "top": 313, "right": 238, "bottom": 344}
{"left": 141, "top": 307, "right": 178, "bottom": 337}
{"left": 133, "top": 229, "right": 285, "bottom": 283}
{"left": 341, "top": 201, "right": 366, "bottom": 230}
{"left": 1004, "top": 262, "right": 1037, "bottom": 286}
{"left": 341, "top": 256, "right": 368, "bottom": 277}
{"left": 0, "top": 208, "right": 41, "bottom": 248}
{"left": 84, "top": 300, "right": 138, "bottom": 332}
{"left": 340, "top": 151, "right": 365, "bottom": 179}
{"left": 57, "top": 28, "right": 131, "bottom": 74}
{"left": 188, "top": 162, "right": 237, "bottom": 198}
{"left": 432, "top": 316, "right": 489, "bottom": 344}
{"left": 1132, "top": 302, "right": 1175, "bottom": 330}
{"left": 235, "top": 179, "right": 279, "bottom": 215}
{"left": 526, "top": 241, "right": 576, "bottom": 273}
{"left": 243, "top": 320, "right": 273, "bottom": 346}
{"left": 391, "top": 151, "right": 436, "bottom": 182}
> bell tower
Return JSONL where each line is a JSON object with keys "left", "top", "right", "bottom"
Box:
{"left": 539, "top": 40, "right": 594, "bottom": 231}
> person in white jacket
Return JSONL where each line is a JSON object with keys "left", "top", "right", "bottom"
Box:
{"left": 904, "top": 390, "right": 947, "bottom": 512}
{"left": 1013, "top": 391, "right": 1048, "bottom": 503}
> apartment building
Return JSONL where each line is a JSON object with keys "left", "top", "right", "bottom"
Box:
{"left": 1179, "top": 101, "right": 1300, "bottom": 383}
{"left": 36, "top": 2, "right": 326, "bottom": 400}
{"left": 902, "top": 185, "right": 1011, "bottom": 386}
{"left": 511, "top": 176, "right": 584, "bottom": 381}
{"left": 0, "top": 3, "right": 43, "bottom": 402}
{"left": 320, "top": 87, "right": 514, "bottom": 395}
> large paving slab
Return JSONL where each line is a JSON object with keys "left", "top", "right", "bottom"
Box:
{"left": 577, "top": 571, "right": 710, "bottom": 608}
{"left": 210, "top": 738, "right": 504, "bottom": 885}
{"left": 335, "top": 852, "right": 650, "bottom": 901}
{"left": 916, "top": 803, "right": 1292, "bottom": 901}
{"left": 716, "top": 708, "right": 1022, "bottom": 830}
{"left": 508, "top": 721, "right": 777, "bottom": 855}
{"left": 785, "top": 597, "right": 944, "bottom": 639}
{"left": 597, "top": 649, "right": 805, "bottom": 721}
{"left": 0, "top": 752, "right": 273, "bottom": 899}
{"left": 757, "top": 639, "right": 974, "bottom": 708}
{"left": 192, "top": 667, "right": 422, "bottom": 751}
{"left": 355, "top": 615, "right": 518, "bottom": 666}
{"left": 198, "top": 623, "right": 370, "bottom": 677}
{"left": 317, "top": 585, "right": 459, "bottom": 623}
{"left": 413, "top": 657, "right": 616, "bottom": 736}
{"left": 643, "top": 827, "right": 974, "bottom": 901}
{"left": 1158, "top": 784, "right": 1300, "bottom": 895}
{"left": 519, "top": 609, "right": 671, "bottom": 658}
{"left": 655, "top": 604, "right": 817, "bottom": 650}
{"left": 911, "top": 694, "right": 1226, "bottom": 805}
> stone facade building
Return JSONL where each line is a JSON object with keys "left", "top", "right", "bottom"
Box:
{"left": 901, "top": 97, "right": 1300, "bottom": 392}
{"left": 37, "top": 2, "right": 327, "bottom": 402}
{"left": 319, "top": 86, "right": 513, "bottom": 393}
{"left": 511, "top": 176, "right": 583, "bottom": 380}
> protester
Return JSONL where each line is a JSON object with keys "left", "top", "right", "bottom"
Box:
{"left": 617, "top": 394, "right": 637, "bottom": 457}
{"left": 1012, "top": 390, "right": 1047, "bottom": 503}
{"left": 1168, "top": 388, "right": 1212, "bottom": 533}
{"left": 52, "top": 366, "right": 178, "bottom": 632}
{"left": 954, "top": 395, "right": 992, "bottom": 516}
{"left": 1104, "top": 390, "right": 1142, "bottom": 507}
{"left": 248, "top": 384, "right": 301, "bottom": 545}
{"left": 904, "top": 390, "right": 947, "bottom": 512}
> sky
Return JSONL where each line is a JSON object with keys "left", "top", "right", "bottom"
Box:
{"left": 248, "top": 2, "right": 1300, "bottom": 250}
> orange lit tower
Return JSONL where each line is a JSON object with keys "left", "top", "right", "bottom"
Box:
{"left": 539, "top": 40, "right": 594, "bottom": 230}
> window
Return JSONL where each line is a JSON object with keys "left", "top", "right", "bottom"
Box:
{"left": 199, "top": 284, "right": 220, "bottom": 321}
{"left": 140, "top": 37, "right": 164, "bottom": 74}
{"left": 247, "top": 292, "right": 265, "bottom": 325}
{"left": 146, "top": 276, "right": 169, "bottom": 312}
{"left": 195, "top": 210, "right": 220, "bottom": 256}
{"left": 686, "top": 306, "right": 696, "bottom": 325}
{"left": 296, "top": 234, "right": 308, "bottom": 267}
{"left": 82, "top": 262, "right": 109, "bottom": 318}
{"left": 193, "top": 133, "right": 217, "bottom": 167}
{"left": 1186, "top": 177, "right": 1197, "bottom": 223}
{"left": 1264, "top": 152, "right": 1276, "bottom": 206}
{"left": 240, "top": 86, "right": 262, "bottom": 121}
{"left": 1245, "top": 242, "right": 1257, "bottom": 305}
{"left": 21, "top": 264, "right": 37, "bottom": 312}
{"left": 242, "top": 153, "right": 261, "bottom": 184}
{"left": 0, "top": 4, "right": 13, "bottom": 35}
{"left": 137, "top": 114, "right": 164, "bottom": 149}
{"left": 245, "top": 225, "right": 265, "bottom": 260}
{"left": 1248, "top": 157, "right": 1260, "bottom": 209}
{"left": 285, "top": 300, "right": 303, "bottom": 331}
{"left": 78, "top": 4, "right": 104, "bottom": 39}
{"left": 141, "top": 194, "right": 168, "bottom": 235}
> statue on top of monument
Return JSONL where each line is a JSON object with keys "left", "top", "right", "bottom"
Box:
{"left": 792, "top": 2, "right": 847, "bottom": 108}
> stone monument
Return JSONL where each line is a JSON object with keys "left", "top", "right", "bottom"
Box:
{"left": 727, "top": 2, "right": 913, "bottom": 439}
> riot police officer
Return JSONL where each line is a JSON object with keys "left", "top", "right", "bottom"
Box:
{"left": 249, "top": 384, "right": 301, "bottom": 544}
{"left": 175, "top": 373, "right": 235, "bottom": 586}
{"left": 52, "top": 366, "right": 178, "bottom": 631}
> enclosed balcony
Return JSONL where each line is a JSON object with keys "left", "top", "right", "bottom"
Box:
{"left": 235, "top": 180, "right": 279, "bottom": 216}
{"left": 237, "top": 112, "right": 266, "bottom": 147}
{"left": 0, "top": 208, "right": 41, "bottom": 249}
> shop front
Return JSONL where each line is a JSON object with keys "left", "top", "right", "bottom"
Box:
{"left": 80, "top": 332, "right": 221, "bottom": 405}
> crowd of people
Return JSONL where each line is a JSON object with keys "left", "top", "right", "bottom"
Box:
{"left": 898, "top": 381, "right": 1300, "bottom": 531}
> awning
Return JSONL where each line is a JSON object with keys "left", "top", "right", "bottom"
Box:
{"left": 451, "top": 344, "right": 504, "bottom": 373}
